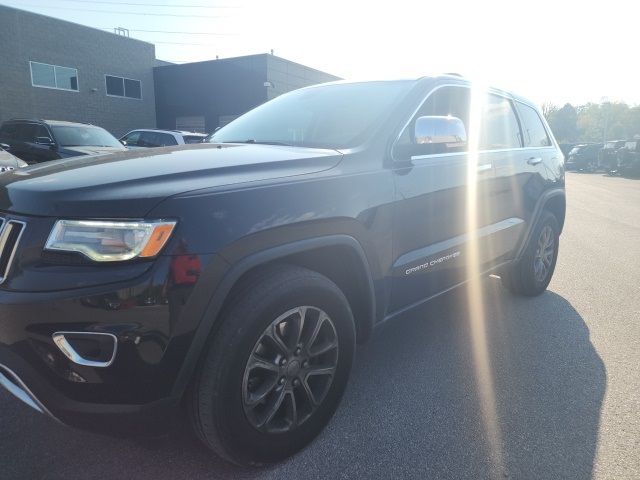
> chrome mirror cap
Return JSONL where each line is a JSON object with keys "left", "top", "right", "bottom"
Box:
{"left": 414, "top": 115, "right": 467, "bottom": 145}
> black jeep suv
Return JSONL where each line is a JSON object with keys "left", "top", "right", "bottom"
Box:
{"left": 0, "top": 77, "right": 565, "bottom": 466}
{"left": 0, "top": 119, "right": 125, "bottom": 164}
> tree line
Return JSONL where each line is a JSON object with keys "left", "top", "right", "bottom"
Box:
{"left": 542, "top": 102, "right": 640, "bottom": 144}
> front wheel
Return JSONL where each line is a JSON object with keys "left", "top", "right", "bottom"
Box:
{"left": 188, "top": 265, "right": 355, "bottom": 466}
{"left": 501, "top": 211, "right": 560, "bottom": 296}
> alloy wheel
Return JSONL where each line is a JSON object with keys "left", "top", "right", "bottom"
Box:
{"left": 533, "top": 225, "right": 555, "bottom": 283}
{"left": 242, "top": 306, "right": 339, "bottom": 433}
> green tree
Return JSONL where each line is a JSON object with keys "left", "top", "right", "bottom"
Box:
{"left": 547, "top": 103, "right": 579, "bottom": 142}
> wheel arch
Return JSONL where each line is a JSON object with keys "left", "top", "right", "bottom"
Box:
{"left": 543, "top": 193, "right": 566, "bottom": 233}
{"left": 514, "top": 188, "right": 566, "bottom": 260}
{"left": 172, "top": 234, "right": 376, "bottom": 399}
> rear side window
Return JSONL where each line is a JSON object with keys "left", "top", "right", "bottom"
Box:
{"left": 0, "top": 123, "right": 17, "bottom": 140}
{"left": 139, "top": 132, "right": 178, "bottom": 147}
{"left": 479, "top": 95, "right": 521, "bottom": 150}
{"left": 121, "top": 131, "right": 142, "bottom": 146}
{"left": 14, "top": 124, "right": 48, "bottom": 143}
{"left": 183, "top": 135, "right": 204, "bottom": 144}
{"left": 516, "top": 103, "right": 551, "bottom": 147}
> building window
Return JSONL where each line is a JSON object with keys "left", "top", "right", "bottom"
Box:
{"left": 29, "top": 61, "right": 78, "bottom": 91}
{"left": 105, "top": 75, "right": 142, "bottom": 99}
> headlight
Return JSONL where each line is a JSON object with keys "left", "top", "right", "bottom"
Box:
{"left": 45, "top": 220, "right": 176, "bottom": 262}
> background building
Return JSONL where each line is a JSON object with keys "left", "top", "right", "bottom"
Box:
{"left": 0, "top": 5, "right": 338, "bottom": 137}
{"left": 0, "top": 5, "right": 161, "bottom": 137}
{"left": 153, "top": 54, "right": 340, "bottom": 133}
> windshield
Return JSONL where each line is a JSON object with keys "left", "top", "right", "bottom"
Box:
{"left": 52, "top": 125, "right": 122, "bottom": 148}
{"left": 209, "top": 81, "right": 413, "bottom": 149}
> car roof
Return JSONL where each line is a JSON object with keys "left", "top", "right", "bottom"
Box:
{"left": 301, "top": 75, "right": 540, "bottom": 110}
{"left": 5, "top": 118, "right": 97, "bottom": 127}
{"left": 125, "top": 129, "right": 206, "bottom": 136}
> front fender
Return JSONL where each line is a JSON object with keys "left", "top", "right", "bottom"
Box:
{"left": 170, "top": 234, "right": 376, "bottom": 398}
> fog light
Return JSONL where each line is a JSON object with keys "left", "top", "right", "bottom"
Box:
{"left": 52, "top": 332, "right": 118, "bottom": 368}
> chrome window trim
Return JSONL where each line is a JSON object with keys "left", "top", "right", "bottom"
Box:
{"left": 410, "top": 146, "right": 556, "bottom": 161}
{"left": 52, "top": 331, "right": 119, "bottom": 368}
{"left": 0, "top": 220, "right": 26, "bottom": 285}
{"left": 393, "top": 82, "right": 552, "bottom": 162}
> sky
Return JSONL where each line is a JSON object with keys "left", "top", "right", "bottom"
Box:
{"left": 3, "top": 0, "right": 639, "bottom": 106}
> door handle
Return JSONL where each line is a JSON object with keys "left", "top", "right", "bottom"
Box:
{"left": 477, "top": 163, "right": 492, "bottom": 172}
{"left": 527, "top": 157, "right": 542, "bottom": 165}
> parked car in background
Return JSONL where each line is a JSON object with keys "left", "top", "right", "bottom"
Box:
{"left": 558, "top": 143, "right": 576, "bottom": 162}
{"left": 0, "top": 143, "right": 27, "bottom": 173}
{"left": 119, "top": 129, "right": 207, "bottom": 149}
{"left": 598, "top": 140, "right": 625, "bottom": 172}
{"left": 0, "top": 77, "right": 565, "bottom": 466}
{"left": 0, "top": 119, "right": 125, "bottom": 164}
{"left": 565, "top": 143, "right": 602, "bottom": 171}
{"left": 617, "top": 140, "right": 640, "bottom": 175}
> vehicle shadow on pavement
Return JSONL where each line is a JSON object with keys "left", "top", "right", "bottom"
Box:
{"left": 0, "top": 278, "right": 605, "bottom": 480}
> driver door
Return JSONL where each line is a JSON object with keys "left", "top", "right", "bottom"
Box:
{"left": 389, "top": 86, "right": 521, "bottom": 312}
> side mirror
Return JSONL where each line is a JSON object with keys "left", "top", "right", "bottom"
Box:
{"left": 35, "top": 136, "right": 55, "bottom": 146}
{"left": 414, "top": 116, "right": 467, "bottom": 147}
{"left": 0, "top": 143, "right": 10, "bottom": 151}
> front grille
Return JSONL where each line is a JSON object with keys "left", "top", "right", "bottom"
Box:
{"left": 0, "top": 218, "right": 25, "bottom": 284}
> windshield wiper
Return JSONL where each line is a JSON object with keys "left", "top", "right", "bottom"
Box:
{"left": 224, "top": 139, "right": 294, "bottom": 147}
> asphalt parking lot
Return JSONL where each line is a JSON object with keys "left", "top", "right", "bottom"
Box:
{"left": 1, "top": 172, "right": 638, "bottom": 480}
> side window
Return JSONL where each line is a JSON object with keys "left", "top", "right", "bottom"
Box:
{"left": 138, "top": 132, "right": 178, "bottom": 147}
{"left": 155, "top": 133, "right": 178, "bottom": 146}
{"left": 516, "top": 102, "right": 551, "bottom": 147}
{"left": 395, "top": 86, "right": 471, "bottom": 158}
{"left": 0, "top": 124, "right": 17, "bottom": 140}
{"left": 138, "top": 131, "right": 160, "bottom": 147}
{"left": 12, "top": 124, "right": 28, "bottom": 142}
{"left": 479, "top": 95, "right": 521, "bottom": 150}
{"left": 16, "top": 123, "right": 49, "bottom": 143}
{"left": 33, "top": 125, "right": 50, "bottom": 142}
{"left": 122, "top": 131, "right": 142, "bottom": 146}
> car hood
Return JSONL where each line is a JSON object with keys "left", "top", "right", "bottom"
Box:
{"left": 61, "top": 145, "right": 126, "bottom": 156}
{"left": 0, "top": 143, "right": 342, "bottom": 217}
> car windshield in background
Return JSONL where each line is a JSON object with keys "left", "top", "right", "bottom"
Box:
{"left": 209, "top": 81, "right": 413, "bottom": 149}
{"left": 52, "top": 125, "right": 121, "bottom": 148}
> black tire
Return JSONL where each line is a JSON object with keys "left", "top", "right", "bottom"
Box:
{"left": 188, "top": 265, "right": 356, "bottom": 466}
{"left": 501, "top": 211, "right": 560, "bottom": 296}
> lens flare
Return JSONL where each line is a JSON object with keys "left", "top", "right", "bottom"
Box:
{"left": 466, "top": 79, "right": 506, "bottom": 479}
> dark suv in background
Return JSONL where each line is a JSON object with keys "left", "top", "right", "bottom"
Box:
{"left": 617, "top": 140, "right": 640, "bottom": 174}
{"left": 0, "top": 119, "right": 125, "bottom": 164}
{"left": 0, "top": 77, "right": 565, "bottom": 466}
{"left": 598, "top": 140, "right": 626, "bottom": 172}
{"left": 565, "top": 143, "right": 602, "bottom": 171}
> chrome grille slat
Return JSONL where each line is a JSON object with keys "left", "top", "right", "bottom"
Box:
{"left": 0, "top": 218, "right": 25, "bottom": 284}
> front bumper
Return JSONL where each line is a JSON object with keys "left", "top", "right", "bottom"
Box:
{"left": 0, "top": 253, "right": 218, "bottom": 435}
